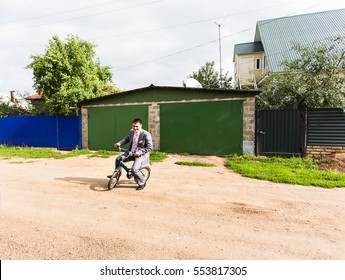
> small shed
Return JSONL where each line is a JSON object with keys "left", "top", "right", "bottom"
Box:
{"left": 79, "top": 85, "right": 259, "bottom": 155}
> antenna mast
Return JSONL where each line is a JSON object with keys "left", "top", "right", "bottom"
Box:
{"left": 214, "top": 22, "right": 222, "bottom": 88}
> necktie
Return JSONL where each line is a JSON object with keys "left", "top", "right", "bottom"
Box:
{"left": 131, "top": 133, "right": 138, "bottom": 152}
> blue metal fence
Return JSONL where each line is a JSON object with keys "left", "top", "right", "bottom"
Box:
{"left": 0, "top": 116, "right": 81, "bottom": 150}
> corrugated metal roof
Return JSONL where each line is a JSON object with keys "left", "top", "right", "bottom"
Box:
{"left": 79, "top": 85, "right": 261, "bottom": 106}
{"left": 234, "top": 42, "right": 264, "bottom": 55}
{"left": 255, "top": 8, "right": 345, "bottom": 72}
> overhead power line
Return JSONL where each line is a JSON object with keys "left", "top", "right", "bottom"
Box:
{"left": 0, "top": 0, "right": 128, "bottom": 26}
{"left": 0, "top": 0, "right": 164, "bottom": 33}
{"left": 112, "top": 1, "right": 328, "bottom": 72}
{"left": 113, "top": 28, "right": 252, "bottom": 72}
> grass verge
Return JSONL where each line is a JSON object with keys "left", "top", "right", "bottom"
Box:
{"left": 225, "top": 155, "right": 345, "bottom": 188}
{"left": 0, "top": 145, "right": 90, "bottom": 159}
{"left": 0, "top": 145, "right": 167, "bottom": 163}
{"left": 150, "top": 151, "right": 168, "bottom": 163}
{"left": 175, "top": 161, "right": 216, "bottom": 167}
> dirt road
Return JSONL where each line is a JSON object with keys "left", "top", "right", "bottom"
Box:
{"left": 1, "top": 154, "right": 344, "bottom": 260}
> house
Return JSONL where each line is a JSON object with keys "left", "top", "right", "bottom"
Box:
{"left": 233, "top": 41, "right": 268, "bottom": 89}
{"left": 233, "top": 8, "right": 345, "bottom": 89}
{"left": 25, "top": 93, "right": 44, "bottom": 105}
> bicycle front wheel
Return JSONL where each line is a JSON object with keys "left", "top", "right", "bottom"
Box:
{"left": 108, "top": 170, "right": 121, "bottom": 190}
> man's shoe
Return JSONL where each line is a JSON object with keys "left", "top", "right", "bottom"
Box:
{"left": 136, "top": 183, "right": 146, "bottom": 190}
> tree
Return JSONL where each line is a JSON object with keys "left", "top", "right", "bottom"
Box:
{"left": 27, "top": 35, "right": 119, "bottom": 115}
{"left": 257, "top": 37, "right": 345, "bottom": 109}
{"left": 0, "top": 97, "right": 29, "bottom": 117}
{"left": 185, "top": 61, "right": 232, "bottom": 89}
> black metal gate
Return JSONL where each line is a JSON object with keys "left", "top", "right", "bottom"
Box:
{"left": 255, "top": 109, "right": 307, "bottom": 157}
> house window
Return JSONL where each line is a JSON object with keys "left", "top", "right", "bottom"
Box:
{"left": 263, "top": 56, "right": 268, "bottom": 69}
{"left": 255, "top": 58, "right": 261, "bottom": 70}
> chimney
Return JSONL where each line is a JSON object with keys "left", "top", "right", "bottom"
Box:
{"left": 10, "top": 90, "right": 20, "bottom": 106}
{"left": 10, "top": 90, "right": 16, "bottom": 103}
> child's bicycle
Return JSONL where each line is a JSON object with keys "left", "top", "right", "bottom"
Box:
{"left": 108, "top": 147, "right": 151, "bottom": 190}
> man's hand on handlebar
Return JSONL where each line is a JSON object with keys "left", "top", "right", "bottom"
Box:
{"left": 114, "top": 143, "right": 140, "bottom": 157}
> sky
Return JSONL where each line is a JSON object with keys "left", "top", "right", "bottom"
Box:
{"left": 0, "top": 0, "right": 344, "bottom": 97}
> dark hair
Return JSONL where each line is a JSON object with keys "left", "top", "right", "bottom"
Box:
{"left": 132, "top": 118, "right": 142, "bottom": 124}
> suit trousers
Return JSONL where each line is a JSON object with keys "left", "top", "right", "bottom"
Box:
{"left": 115, "top": 154, "right": 147, "bottom": 186}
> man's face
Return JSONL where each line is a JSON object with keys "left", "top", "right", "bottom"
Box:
{"left": 132, "top": 122, "right": 142, "bottom": 133}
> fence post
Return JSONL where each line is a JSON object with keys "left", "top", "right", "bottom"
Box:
{"left": 300, "top": 108, "right": 307, "bottom": 157}
{"left": 255, "top": 109, "right": 259, "bottom": 156}
{"left": 56, "top": 116, "right": 60, "bottom": 150}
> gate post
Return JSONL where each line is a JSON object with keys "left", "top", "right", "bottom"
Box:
{"left": 255, "top": 109, "right": 259, "bottom": 156}
{"left": 300, "top": 108, "right": 307, "bottom": 157}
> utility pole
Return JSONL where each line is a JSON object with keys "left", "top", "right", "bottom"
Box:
{"left": 214, "top": 22, "right": 222, "bottom": 88}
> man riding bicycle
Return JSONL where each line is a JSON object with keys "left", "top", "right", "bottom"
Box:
{"left": 111, "top": 118, "right": 153, "bottom": 190}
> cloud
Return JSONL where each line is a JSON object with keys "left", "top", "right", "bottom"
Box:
{"left": 0, "top": 0, "right": 344, "bottom": 97}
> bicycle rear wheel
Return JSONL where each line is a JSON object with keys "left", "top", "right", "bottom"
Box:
{"left": 134, "top": 166, "right": 151, "bottom": 184}
{"left": 108, "top": 170, "right": 121, "bottom": 190}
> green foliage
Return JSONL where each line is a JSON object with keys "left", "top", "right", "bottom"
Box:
{"left": 175, "top": 161, "right": 216, "bottom": 167}
{"left": 87, "top": 150, "right": 167, "bottom": 162}
{"left": 26, "top": 35, "right": 120, "bottom": 116}
{"left": 0, "top": 97, "right": 30, "bottom": 117}
{"left": 87, "top": 149, "right": 114, "bottom": 158}
{"left": 29, "top": 100, "right": 51, "bottom": 116}
{"left": 0, "top": 145, "right": 89, "bottom": 159}
{"left": 0, "top": 145, "right": 168, "bottom": 163}
{"left": 257, "top": 37, "right": 345, "bottom": 109}
{"left": 185, "top": 61, "right": 233, "bottom": 89}
{"left": 150, "top": 151, "right": 168, "bottom": 163}
{"left": 225, "top": 155, "right": 345, "bottom": 188}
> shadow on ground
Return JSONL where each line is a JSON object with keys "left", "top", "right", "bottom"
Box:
{"left": 55, "top": 177, "right": 137, "bottom": 191}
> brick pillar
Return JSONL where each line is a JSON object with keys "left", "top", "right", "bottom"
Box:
{"left": 81, "top": 107, "right": 88, "bottom": 149}
{"left": 243, "top": 97, "right": 255, "bottom": 154}
{"left": 148, "top": 103, "right": 160, "bottom": 151}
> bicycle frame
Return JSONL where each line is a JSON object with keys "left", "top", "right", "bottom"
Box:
{"left": 117, "top": 161, "right": 135, "bottom": 179}
{"left": 117, "top": 147, "right": 135, "bottom": 179}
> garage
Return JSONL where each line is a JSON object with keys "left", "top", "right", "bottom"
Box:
{"left": 160, "top": 100, "right": 243, "bottom": 155}
{"left": 87, "top": 105, "right": 148, "bottom": 150}
{"left": 79, "top": 85, "right": 259, "bottom": 155}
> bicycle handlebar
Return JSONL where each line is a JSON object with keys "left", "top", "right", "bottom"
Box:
{"left": 116, "top": 145, "right": 142, "bottom": 158}
{"left": 116, "top": 146, "right": 134, "bottom": 157}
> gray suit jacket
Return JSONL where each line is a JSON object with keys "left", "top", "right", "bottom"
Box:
{"left": 117, "top": 129, "right": 153, "bottom": 164}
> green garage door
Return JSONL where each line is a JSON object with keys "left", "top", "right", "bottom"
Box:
{"left": 160, "top": 100, "right": 243, "bottom": 155}
{"left": 88, "top": 105, "right": 148, "bottom": 150}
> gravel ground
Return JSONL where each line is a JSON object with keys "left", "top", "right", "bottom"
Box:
{"left": 1, "top": 154, "right": 345, "bottom": 260}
